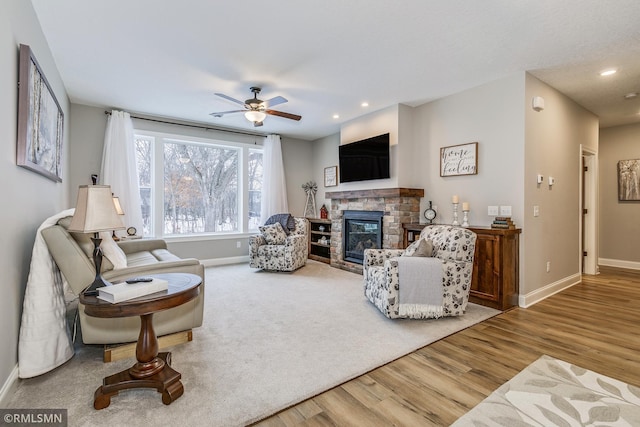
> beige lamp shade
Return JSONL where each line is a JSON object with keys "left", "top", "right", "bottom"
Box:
{"left": 68, "top": 185, "right": 125, "bottom": 233}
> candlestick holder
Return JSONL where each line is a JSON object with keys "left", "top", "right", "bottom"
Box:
{"left": 452, "top": 203, "right": 460, "bottom": 226}
{"left": 462, "top": 209, "right": 469, "bottom": 227}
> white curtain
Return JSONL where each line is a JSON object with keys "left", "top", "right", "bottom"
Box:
{"left": 101, "top": 110, "right": 144, "bottom": 235}
{"left": 260, "top": 134, "right": 289, "bottom": 223}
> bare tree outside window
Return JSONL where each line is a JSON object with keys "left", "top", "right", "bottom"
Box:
{"left": 134, "top": 132, "right": 261, "bottom": 236}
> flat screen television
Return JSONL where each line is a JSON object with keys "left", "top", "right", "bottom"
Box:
{"left": 339, "top": 133, "right": 390, "bottom": 183}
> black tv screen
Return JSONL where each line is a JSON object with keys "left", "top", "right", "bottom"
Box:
{"left": 339, "top": 133, "right": 390, "bottom": 183}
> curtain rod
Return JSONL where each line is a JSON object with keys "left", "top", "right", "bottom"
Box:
{"left": 104, "top": 110, "right": 268, "bottom": 138}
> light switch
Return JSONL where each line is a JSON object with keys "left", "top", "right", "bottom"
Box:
{"left": 533, "top": 205, "right": 539, "bottom": 217}
{"left": 548, "top": 176, "right": 555, "bottom": 186}
{"left": 499, "top": 205, "right": 512, "bottom": 216}
{"left": 488, "top": 206, "right": 499, "bottom": 216}
{"left": 537, "top": 174, "right": 544, "bottom": 184}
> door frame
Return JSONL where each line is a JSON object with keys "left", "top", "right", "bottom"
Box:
{"left": 580, "top": 145, "right": 598, "bottom": 275}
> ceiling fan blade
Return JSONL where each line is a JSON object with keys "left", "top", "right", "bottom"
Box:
{"left": 266, "top": 110, "right": 302, "bottom": 121}
{"left": 264, "top": 96, "right": 288, "bottom": 108}
{"left": 214, "top": 93, "right": 246, "bottom": 106}
{"left": 209, "top": 110, "right": 245, "bottom": 117}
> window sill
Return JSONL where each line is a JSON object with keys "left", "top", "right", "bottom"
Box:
{"left": 160, "top": 232, "right": 258, "bottom": 243}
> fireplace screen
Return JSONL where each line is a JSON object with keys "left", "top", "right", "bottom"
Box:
{"left": 343, "top": 210, "right": 383, "bottom": 264}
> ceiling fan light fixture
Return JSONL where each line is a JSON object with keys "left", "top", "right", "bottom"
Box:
{"left": 245, "top": 110, "right": 267, "bottom": 123}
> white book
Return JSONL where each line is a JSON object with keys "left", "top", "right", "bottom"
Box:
{"left": 97, "top": 278, "right": 169, "bottom": 304}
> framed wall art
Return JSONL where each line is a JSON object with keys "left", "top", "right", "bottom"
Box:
{"left": 324, "top": 165, "right": 337, "bottom": 187}
{"left": 440, "top": 142, "right": 478, "bottom": 177}
{"left": 617, "top": 159, "right": 640, "bottom": 201}
{"left": 17, "top": 44, "right": 64, "bottom": 182}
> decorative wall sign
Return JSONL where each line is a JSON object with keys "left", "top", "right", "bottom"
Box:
{"left": 617, "top": 159, "right": 640, "bottom": 201}
{"left": 440, "top": 142, "right": 478, "bottom": 177}
{"left": 17, "top": 44, "right": 64, "bottom": 182}
{"left": 324, "top": 165, "right": 337, "bottom": 187}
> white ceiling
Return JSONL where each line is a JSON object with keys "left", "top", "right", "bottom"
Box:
{"left": 31, "top": 0, "right": 640, "bottom": 141}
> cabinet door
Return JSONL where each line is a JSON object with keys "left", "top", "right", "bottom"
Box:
{"left": 471, "top": 233, "right": 500, "bottom": 302}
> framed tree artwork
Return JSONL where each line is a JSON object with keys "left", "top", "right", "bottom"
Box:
{"left": 618, "top": 159, "right": 640, "bottom": 201}
{"left": 16, "top": 44, "right": 64, "bottom": 182}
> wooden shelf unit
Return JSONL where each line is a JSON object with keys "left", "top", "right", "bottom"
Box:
{"left": 308, "top": 218, "right": 332, "bottom": 264}
{"left": 402, "top": 223, "right": 521, "bottom": 311}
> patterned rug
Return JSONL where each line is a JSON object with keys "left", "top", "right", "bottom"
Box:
{"left": 452, "top": 355, "right": 640, "bottom": 426}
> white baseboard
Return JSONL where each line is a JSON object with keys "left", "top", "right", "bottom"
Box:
{"left": 598, "top": 258, "right": 640, "bottom": 271}
{"left": 0, "top": 365, "right": 19, "bottom": 408}
{"left": 200, "top": 256, "right": 249, "bottom": 267}
{"left": 519, "top": 273, "right": 581, "bottom": 308}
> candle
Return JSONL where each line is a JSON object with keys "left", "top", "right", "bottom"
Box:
{"left": 452, "top": 195, "right": 459, "bottom": 204}
{"left": 462, "top": 202, "right": 469, "bottom": 211}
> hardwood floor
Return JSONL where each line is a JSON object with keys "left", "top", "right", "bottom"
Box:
{"left": 254, "top": 267, "right": 640, "bottom": 426}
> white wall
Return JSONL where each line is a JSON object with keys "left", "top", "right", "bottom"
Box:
{"left": 413, "top": 73, "right": 525, "bottom": 229}
{"left": 599, "top": 122, "right": 640, "bottom": 268}
{"left": 0, "top": 0, "right": 70, "bottom": 404}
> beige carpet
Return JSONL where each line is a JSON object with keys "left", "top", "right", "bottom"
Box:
{"left": 452, "top": 355, "right": 640, "bottom": 426}
{"left": 7, "top": 260, "right": 499, "bottom": 427}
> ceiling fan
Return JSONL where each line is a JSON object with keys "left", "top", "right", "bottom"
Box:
{"left": 210, "top": 87, "right": 302, "bottom": 127}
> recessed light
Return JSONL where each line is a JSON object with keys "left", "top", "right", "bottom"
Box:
{"left": 361, "top": 102, "right": 369, "bottom": 107}
{"left": 332, "top": 114, "right": 340, "bottom": 119}
{"left": 600, "top": 69, "right": 617, "bottom": 76}
{"left": 624, "top": 92, "right": 638, "bottom": 100}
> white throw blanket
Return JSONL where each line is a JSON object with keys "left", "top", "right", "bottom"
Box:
{"left": 397, "top": 256, "right": 443, "bottom": 317}
{"left": 18, "top": 209, "right": 75, "bottom": 378}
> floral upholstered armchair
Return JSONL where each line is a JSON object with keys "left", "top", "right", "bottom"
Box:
{"left": 249, "top": 216, "right": 309, "bottom": 271}
{"left": 363, "top": 225, "right": 477, "bottom": 319}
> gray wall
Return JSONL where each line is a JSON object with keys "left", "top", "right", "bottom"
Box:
{"left": 1, "top": 0, "right": 70, "bottom": 403}
{"left": 599, "top": 123, "right": 640, "bottom": 267}
{"left": 67, "top": 104, "right": 314, "bottom": 261}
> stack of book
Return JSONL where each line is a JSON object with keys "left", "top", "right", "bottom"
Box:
{"left": 491, "top": 217, "right": 516, "bottom": 230}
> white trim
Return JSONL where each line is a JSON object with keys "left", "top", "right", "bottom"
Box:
{"left": 0, "top": 365, "right": 19, "bottom": 408}
{"left": 200, "top": 256, "right": 249, "bottom": 267}
{"left": 599, "top": 258, "right": 640, "bottom": 271}
{"left": 518, "top": 273, "right": 581, "bottom": 308}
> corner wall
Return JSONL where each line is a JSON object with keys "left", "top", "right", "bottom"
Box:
{"left": 523, "top": 74, "right": 598, "bottom": 300}
{"left": 0, "top": 0, "right": 70, "bottom": 404}
{"left": 598, "top": 122, "right": 640, "bottom": 269}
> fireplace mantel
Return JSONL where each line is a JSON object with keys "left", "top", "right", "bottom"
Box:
{"left": 325, "top": 187, "right": 424, "bottom": 273}
{"left": 325, "top": 187, "right": 424, "bottom": 200}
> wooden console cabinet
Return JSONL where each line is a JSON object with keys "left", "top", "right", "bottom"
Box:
{"left": 308, "top": 218, "right": 332, "bottom": 264}
{"left": 402, "top": 224, "right": 521, "bottom": 311}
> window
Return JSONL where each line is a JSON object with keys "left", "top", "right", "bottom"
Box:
{"left": 134, "top": 131, "right": 262, "bottom": 237}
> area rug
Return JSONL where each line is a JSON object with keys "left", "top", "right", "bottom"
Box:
{"left": 452, "top": 355, "right": 640, "bottom": 426}
{"left": 8, "top": 260, "right": 498, "bottom": 427}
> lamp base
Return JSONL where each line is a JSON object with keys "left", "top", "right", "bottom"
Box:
{"left": 83, "top": 275, "right": 114, "bottom": 296}
{"left": 83, "top": 234, "right": 114, "bottom": 296}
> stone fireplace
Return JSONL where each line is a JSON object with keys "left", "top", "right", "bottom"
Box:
{"left": 325, "top": 188, "right": 424, "bottom": 273}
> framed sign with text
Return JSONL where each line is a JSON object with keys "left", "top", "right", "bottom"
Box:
{"left": 440, "top": 142, "right": 478, "bottom": 177}
{"left": 324, "top": 165, "right": 337, "bottom": 187}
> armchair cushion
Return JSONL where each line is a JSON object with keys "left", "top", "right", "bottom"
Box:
{"left": 264, "top": 213, "right": 296, "bottom": 235}
{"left": 259, "top": 222, "right": 288, "bottom": 245}
{"left": 403, "top": 238, "right": 434, "bottom": 257}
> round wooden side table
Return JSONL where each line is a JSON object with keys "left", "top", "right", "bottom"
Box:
{"left": 79, "top": 272, "right": 202, "bottom": 409}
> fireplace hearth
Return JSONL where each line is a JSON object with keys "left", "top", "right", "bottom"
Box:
{"left": 343, "top": 210, "right": 383, "bottom": 264}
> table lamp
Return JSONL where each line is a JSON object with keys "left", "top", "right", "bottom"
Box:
{"left": 68, "top": 185, "right": 125, "bottom": 295}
